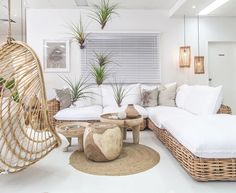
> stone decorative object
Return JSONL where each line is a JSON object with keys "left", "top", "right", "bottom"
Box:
{"left": 83, "top": 122, "right": 122, "bottom": 162}
{"left": 56, "top": 122, "right": 89, "bottom": 152}
{"left": 100, "top": 113, "right": 143, "bottom": 144}
{"left": 125, "top": 104, "right": 140, "bottom": 119}
{"left": 118, "top": 111, "right": 127, "bottom": 119}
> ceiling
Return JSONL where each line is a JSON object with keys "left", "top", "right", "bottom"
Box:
{"left": 171, "top": 0, "right": 236, "bottom": 17}
{"left": 0, "top": 0, "right": 236, "bottom": 37}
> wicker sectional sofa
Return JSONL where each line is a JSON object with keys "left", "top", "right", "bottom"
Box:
{"left": 148, "top": 105, "right": 235, "bottom": 181}
{"left": 47, "top": 84, "right": 236, "bottom": 181}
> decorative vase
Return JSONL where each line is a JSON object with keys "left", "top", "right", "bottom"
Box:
{"left": 125, "top": 104, "right": 140, "bottom": 119}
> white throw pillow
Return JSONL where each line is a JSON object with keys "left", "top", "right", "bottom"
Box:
{"left": 101, "top": 85, "right": 118, "bottom": 107}
{"left": 121, "top": 84, "right": 141, "bottom": 106}
{"left": 141, "top": 84, "right": 159, "bottom": 91}
{"left": 176, "top": 85, "right": 223, "bottom": 115}
{"left": 73, "top": 86, "right": 102, "bottom": 108}
{"left": 101, "top": 84, "right": 141, "bottom": 107}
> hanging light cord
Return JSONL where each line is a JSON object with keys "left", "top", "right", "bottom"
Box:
{"left": 7, "top": 0, "right": 14, "bottom": 43}
{"left": 197, "top": 16, "right": 200, "bottom": 56}
{"left": 184, "top": 15, "right": 186, "bottom": 46}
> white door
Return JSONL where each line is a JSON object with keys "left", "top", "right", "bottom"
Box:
{"left": 208, "top": 42, "right": 236, "bottom": 114}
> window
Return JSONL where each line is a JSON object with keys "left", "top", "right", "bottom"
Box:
{"left": 81, "top": 32, "right": 160, "bottom": 83}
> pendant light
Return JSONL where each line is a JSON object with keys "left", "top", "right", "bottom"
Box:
{"left": 194, "top": 16, "right": 205, "bottom": 74}
{"left": 179, "top": 15, "right": 191, "bottom": 68}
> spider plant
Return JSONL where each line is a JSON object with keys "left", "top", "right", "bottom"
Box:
{"left": 90, "top": 52, "right": 112, "bottom": 86}
{"left": 111, "top": 81, "right": 129, "bottom": 107}
{"left": 90, "top": 0, "right": 119, "bottom": 30}
{"left": 70, "top": 17, "right": 88, "bottom": 49}
{"left": 59, "top": 75, "right": 92, "bottom": 104}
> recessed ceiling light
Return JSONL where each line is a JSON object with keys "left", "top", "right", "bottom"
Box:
{"left": 199, "top": 0, "right": 230, "bottom": 15}
{"left": 192, "top": 5, "right": 196, "bottom": 9}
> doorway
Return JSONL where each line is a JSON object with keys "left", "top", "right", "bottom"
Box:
{"left": 208, "top": 42, "right": 236, "bottom": 114}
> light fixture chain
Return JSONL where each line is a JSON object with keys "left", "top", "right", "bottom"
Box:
{"left": 184, "top": 15, "right": 186, "bottom": 46}
{"left": 7, "top": 0, "right": 12, "bottom": 43}
{"left": 197, "top": 16, "right": 200, "bottom": 56}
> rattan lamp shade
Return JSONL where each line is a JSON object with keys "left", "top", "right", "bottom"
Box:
{"left": 194, "top": 56, "right": 205, "bottom": 74}
{"left": 179, "top": 46, "right": 191, "bottom": 68}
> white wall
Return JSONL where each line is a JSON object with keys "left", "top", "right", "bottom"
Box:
{"left": 26, "top": 9, "right": 236, "bottom": 99}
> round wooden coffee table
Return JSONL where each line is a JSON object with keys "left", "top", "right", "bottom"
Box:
{"left": 100, "top": 113, "right": 143, "bottom": 144}
{"left": 56, "top": 122, "right": 89, "bottom": 152}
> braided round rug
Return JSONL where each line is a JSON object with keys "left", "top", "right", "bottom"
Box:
{"left": 70, "top": 143, "right": 160, "bottom": 176}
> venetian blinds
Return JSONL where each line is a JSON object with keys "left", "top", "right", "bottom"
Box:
{"left": 81, "top": 33, "right": 161, "bottom": 83}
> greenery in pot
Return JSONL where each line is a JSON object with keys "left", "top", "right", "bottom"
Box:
{"left": 59, "top": 75, "right": 92, "bottom": 104}
{"left": 70, "top": 17, "right": 88, "bottom": 49}
{"left": 0, "top": 77, "right": 20, "bottom": 103}
{"left": 90, "top": 0, "right": 119, "bottom": 30}
{"left": 111, "top": 81, "right": 129, "bottom": 107}
{"left": 90, "top": 52, "right": 112, "bottom": 86}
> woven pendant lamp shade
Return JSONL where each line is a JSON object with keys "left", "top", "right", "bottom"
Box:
{"left": 0, "top": 41, "right": 61, "bottom": 174}
{"left": 179, "top": 46, "right": 191, "bottom": 68}
{"left": 194, "top": 56, "right": 205, "bottom": 74}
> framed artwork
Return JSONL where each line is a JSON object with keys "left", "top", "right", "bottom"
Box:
{"left": 43, "top": 40, "right": 70, "bottom": 72}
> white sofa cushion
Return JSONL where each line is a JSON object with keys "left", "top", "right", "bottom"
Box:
{"left": 73, "top": 86, "right": 102, "bottom": 107}
{"left": 103, "top": 105, "right": 148, "bottom": 118}
{"left": 122, "top": 84, "right": 141, "bottom": 106}
{"left": 163, "top": 114, "right": 236, "bottom": 158}
{"left": 101, "top": 85, "right": 118, "bottom": 107}
{"left": 54, "top": 105, "right": 103, "bottom": 121}
{"left": 176, "top": 85, "right": 223, "bottom": 115}
{"left": 101, "top": 84, "right": 141, "bottom": 107}
{"left": 146, "top": 106, "right": 195, "bottom": 128}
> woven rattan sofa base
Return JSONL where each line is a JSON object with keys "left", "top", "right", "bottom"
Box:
{"left": 148, "top": 110, "right": 236, "bottom": 182}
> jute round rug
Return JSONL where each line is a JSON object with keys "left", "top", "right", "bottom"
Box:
{"left": 70, "top": 143, "right": 160, "bottom": 176}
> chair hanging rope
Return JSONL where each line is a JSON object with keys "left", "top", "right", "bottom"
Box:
{"left": 0, "top": 0, "right": 61, "bottom": 174}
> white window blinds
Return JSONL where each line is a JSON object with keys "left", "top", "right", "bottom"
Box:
{"left": 81, "top": 33, "right": 160, "bottom": 83}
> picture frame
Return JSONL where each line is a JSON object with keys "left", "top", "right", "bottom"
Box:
{"left": 43, "top": 40, "right": 70, "bottom": 72}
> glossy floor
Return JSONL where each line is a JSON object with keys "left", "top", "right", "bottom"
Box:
{"left": 1, "top": 130, "right": 236, "bottom": 193}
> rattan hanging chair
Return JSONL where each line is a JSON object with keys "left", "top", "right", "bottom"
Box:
{"left": 0, "top": 0, "right": 61, "bottom": 174}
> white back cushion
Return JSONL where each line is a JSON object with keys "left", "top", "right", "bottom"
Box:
{"left": 101, "top": 85, "right": 118, "bottom": 107}
{"left": 73, "top": 86, "right": 102, "bottom": 107}
{"left": 101, "top": 84, "right": 141, "bottom": 107}
{"left": 176, "top": 85, "right": 223, "bottom": 115}
{"left": 121, "top": 84, "right": 141, "bottom": 106}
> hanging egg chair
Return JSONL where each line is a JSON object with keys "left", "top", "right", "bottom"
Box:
{"left": 0, "top": 0, "right": 61, "bottom": 174}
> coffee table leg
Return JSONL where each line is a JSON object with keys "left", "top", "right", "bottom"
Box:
{"left": 123, "top": 127, "right": 127, "bottom": 140}
{"left": 78, "top": 135, "right": 84, "bottom": 152}
{"left": 63, "top": 137, "right": 72, "bottom": 152}
{"left": 132, "top": 125, "right": 140, "bottom": 144}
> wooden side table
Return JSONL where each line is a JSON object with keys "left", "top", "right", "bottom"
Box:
{"left": 56, "top": 122, "right": 89, "bottom": 152}
{"left": 100, "top": 113, "right": 143, "bottom": 144}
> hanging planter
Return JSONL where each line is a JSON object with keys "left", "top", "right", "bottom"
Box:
{"left": 70, "top": 17, "right": 88, "bottom": 49}
{"left": 90, "top": 0, "right": 119, "bottom": 30}
{"left": 90, "top": 52, "right": 112, "bottom": 85}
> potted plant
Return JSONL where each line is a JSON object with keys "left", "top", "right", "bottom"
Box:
{"left": 90, "top": 52, "right": 112, "bottom": 86}
{"left": 70, "top": 17, "right": 88, "bottom": 49}
{"left": 59, "top": 75, "right": 92, "bottom": 104}
{"left": 0, "top": 77, "right": 20, "bottom": 103}
{"left": 111, "top": 81, "right": 129, "bottom": 107}
{"left": 90, "top": 0, "right": 119, "bottom": 30}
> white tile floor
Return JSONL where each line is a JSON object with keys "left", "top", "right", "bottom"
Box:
{"left": 1, "top": 130, "right": 236, "bottom": 193}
